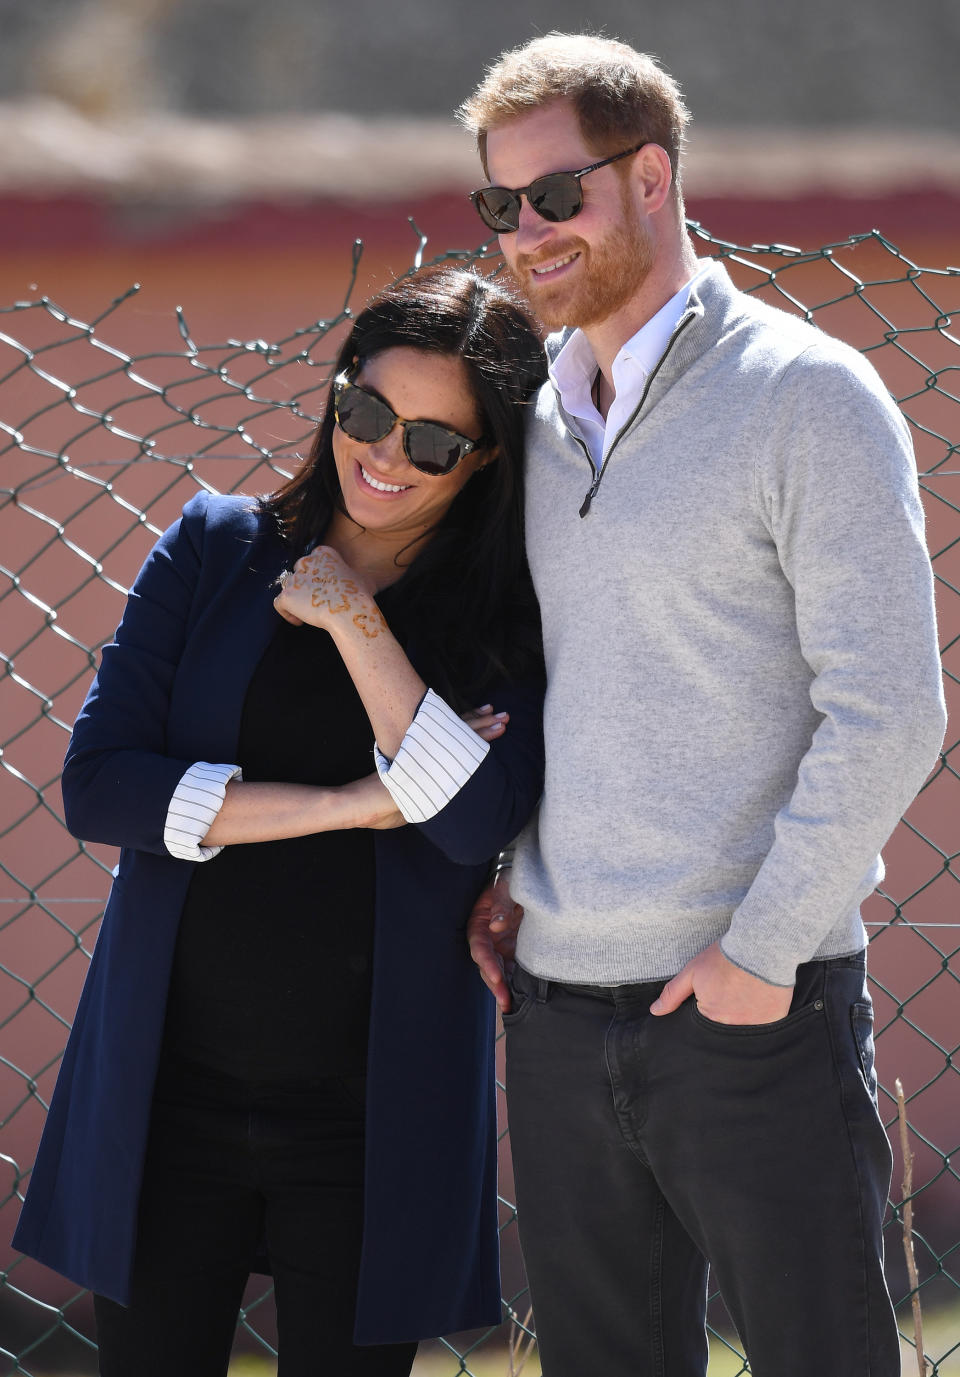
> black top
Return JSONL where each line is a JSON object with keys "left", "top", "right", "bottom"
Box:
{"left": 163, "top": 601, "right": 402, "bottom": 1082}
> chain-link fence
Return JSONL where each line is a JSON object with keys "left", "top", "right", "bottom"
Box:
{"left": 1, "top": 223, "right": 958, "bottom": 1376}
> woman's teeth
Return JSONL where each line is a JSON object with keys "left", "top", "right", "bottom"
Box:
{"left": 361, "top": 465, "right": 411, "bottom": 493}
{"left": 532, "top": 253, "right": 578, "bottom": 276}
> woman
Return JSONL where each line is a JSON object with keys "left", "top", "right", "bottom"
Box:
{"left": 14, "top": 267, "right": 547, "bottom": 1376}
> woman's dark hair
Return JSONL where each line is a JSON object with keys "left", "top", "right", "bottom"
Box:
{"left": 260, "top": 266, "right": 547, "bottom": 704}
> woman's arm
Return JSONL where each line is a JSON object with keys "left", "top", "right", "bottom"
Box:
{"left": 273, "top": 547, "right": 506, "bottom": 757}
{"left": 409, "top": 675, "right": 544, "bottom": 864}
{"left": 273, "top": 547, "right": 543, "bottom": 863}
{"left": 202, "top": 771, "right": 403, "bottom": 845}
{"left": 274, "top": 546, "right": 451, "bottom": 757}
{"left": 198, "top": 707, "right": 507, "bottom": 847}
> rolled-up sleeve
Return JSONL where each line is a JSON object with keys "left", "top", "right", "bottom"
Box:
{"left": 374, "top": 688, "right": 490, "bottom": 823}
{"left": 163, "top": 761, "right": 242, "bottom": 861}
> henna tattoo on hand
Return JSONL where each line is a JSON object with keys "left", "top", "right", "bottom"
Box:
{"left": 310, "top": 580, "right": 358, "bottom": 614}
{"left": 281, "top": 548, "right": 391, "bottom": 641}
{"left": 353, "top": 608, "right": 387, "bottom": 638}
{"left": 288, "top": 549, "right": 365, "bottom": 618}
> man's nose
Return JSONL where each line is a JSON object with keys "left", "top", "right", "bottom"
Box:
{"left": 510, "top": 197, "right": 556, "bottom": 255}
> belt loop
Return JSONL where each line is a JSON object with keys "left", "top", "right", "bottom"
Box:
{"left": 536, "top": 976, "right": 551, "bottom": 1003}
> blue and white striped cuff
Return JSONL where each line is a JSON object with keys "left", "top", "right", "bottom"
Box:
{"left": 163, "top": 761, "right": 243, "bottom": 861}
{"left": 374, "top": 688, "right": 490, "bottom": 823}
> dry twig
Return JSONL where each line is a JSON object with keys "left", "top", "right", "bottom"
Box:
{"left": 507, "top": 1305, "right": 537, "bottom": 1376}
{"left": 895, "top": 1077, "right": 928, "bottom": 1377}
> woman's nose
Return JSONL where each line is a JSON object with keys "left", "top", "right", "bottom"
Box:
{"left": 363, "top": 428, "right": 409, "bottom": 472}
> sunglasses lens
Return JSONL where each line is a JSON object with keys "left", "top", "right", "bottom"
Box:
{"left": 336, "top": 384, "right": 393, "bottom": 442}
{"left": 473, "top": 187, "right": 521, "bottom": 232}
{"left": 336, "top": 377, "right": 478, "bottom": 477}
{"left": 405, "top": 424, "right": 467, "bottom": 476}
{"left": 528, "top": 172, "right": 583, "bottom": 223}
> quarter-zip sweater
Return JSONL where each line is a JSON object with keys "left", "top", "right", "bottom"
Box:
{"left": 513, "top": 261, "right": 946, "bottom": 988}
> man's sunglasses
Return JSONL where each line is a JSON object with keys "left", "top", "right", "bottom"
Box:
{"left": 470, "top": 142, "right": 648, "bottom": 233}
{"left": 333, "top": 373, "right": 487, "bottom": 477}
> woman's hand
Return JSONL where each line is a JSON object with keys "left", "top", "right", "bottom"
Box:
{"left": 462, "top": 704, "right": 510, "bottom": 742}
{"left": 274, "top": 546, "right": 381, "bottom": 634}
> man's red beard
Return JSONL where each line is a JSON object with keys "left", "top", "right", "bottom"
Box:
{"left": 506, "top": 200, "right": 655, "bottom": 331}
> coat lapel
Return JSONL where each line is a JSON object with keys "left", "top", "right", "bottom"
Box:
{"left": 166, "top": 510, "right": 289, "bottom": 763}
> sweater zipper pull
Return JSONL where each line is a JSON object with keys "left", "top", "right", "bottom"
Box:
{"left": 579, "top": 471, "right": 601, "bottom": 518}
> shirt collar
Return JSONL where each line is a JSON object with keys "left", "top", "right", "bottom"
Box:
{"left": 547, "top": 259, "right": 713, "bottom": 414}
{"left": 546, "top": 329, "right": 599, "bottom": 420}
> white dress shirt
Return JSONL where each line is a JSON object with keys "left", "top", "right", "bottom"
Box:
{"left": 547, "top": 261, "right": 712, "bottom": 468}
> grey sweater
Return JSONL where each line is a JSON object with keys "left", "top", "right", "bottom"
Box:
{"left": 513, "top": 262, "right": 946, "bottom": 988}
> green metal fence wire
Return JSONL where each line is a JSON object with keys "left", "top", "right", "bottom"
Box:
{"left": 1, "top": 221, "right": 958, "bottom": 1376}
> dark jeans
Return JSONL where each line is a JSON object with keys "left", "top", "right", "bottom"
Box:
{"left": 94, "top": 1058, "right": 418, "bottom": 1377}
{"left": 503, "top": 952, "right": 899, "bottom": 1377}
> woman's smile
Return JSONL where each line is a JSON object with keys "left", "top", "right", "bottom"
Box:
{"left": 355, "top": 461, "right": 414, "bottom": 496}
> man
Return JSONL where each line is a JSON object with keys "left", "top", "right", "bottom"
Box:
{"left": 455, "top": 32, "right": 946, "bottom": 1377}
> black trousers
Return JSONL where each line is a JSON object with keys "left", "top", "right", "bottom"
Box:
{"left": 94, "top": 1058, "right": 418, "bottom": 1377}
{"left": 504, "top": 952, "right": 900, "bottom": 1377}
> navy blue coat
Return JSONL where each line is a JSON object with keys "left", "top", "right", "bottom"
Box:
{"left": 13, "top": 492, "right": 545, "bottom": 1344}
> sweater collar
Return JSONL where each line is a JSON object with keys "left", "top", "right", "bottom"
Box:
{"left": 543, "top": 258, "right": 737, "bottom": 376}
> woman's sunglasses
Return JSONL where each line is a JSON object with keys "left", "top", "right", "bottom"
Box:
{"left": 333, "top": 374, "right": 487, "bottom": 477}
{"left": 470, "top": 142, "right": 648, "bottom": 234}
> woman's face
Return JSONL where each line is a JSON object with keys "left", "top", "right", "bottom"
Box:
{"left": 332, "top": 346, "right": 491, "bottom": 546}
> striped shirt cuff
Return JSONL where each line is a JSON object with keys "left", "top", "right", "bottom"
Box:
{"left": 163, "top": 761, "right": 242, "bottom": 861}
{"left": 374, "top": 688, "right": 490, "bottom": 823}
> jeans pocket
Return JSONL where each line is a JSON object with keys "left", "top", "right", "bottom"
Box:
{"left": 690, "top": 996, "right": 824, "bottom": 1037}
{"left": 850, "top": 999, "right": 879, "bottom": 1104}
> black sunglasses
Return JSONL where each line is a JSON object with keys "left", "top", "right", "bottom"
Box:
{"left": 471, "top": 142, "right": 648, "bottom": 233}
{"left": 333, "top": 373, "right": 487, "bottom": 477}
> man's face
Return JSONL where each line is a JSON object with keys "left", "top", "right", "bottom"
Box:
{"left": 484, "top": 100, "right": 654, "bottom": 331}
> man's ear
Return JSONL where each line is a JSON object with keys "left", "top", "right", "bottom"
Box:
{"left": 631, "top": 143, "right": 673, "bottom": 216}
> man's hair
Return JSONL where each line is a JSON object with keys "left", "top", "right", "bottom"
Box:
{"left": 457, "top": 32, "right": 691, "bottom": 200}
